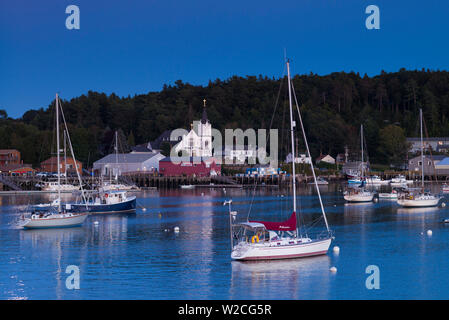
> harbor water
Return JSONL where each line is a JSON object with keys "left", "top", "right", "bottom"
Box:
{"left": 1, "top": 184, "right": 449, "bottom": 300}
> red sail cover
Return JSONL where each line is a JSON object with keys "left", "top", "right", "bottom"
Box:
{"left": 249, "top": 212, "right": 297, "bottom": 231}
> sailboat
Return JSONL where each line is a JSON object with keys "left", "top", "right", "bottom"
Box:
{"left": 40, "top": 131, "right": 80, "bottom": 192}
{"left": 397, "top": 109, "right": 440, "bottom": 207}
{"left": 22, "top": 94, "right": 88, "bottom": 229}
{"left": 343, "top": 125, "right": 374, "bottom": 202}
{"left": 228, "top": 59, "right": 333, "bottom": 261}
{"left": 100, "top": 131, "right": 138, "bottom": 191}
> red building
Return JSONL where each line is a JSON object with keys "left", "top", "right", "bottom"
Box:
{"left": 159, "top": 157, "right": 221, "bottom": 177}
{"left": 40, "top": 157, "right": 82, "bottom": 173}
{"left": 0, "top": 149, "right": 21, "bottom": 166}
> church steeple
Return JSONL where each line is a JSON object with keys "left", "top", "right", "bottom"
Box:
{"left": 201, "top": 98, "right": 208, "bottom": 124}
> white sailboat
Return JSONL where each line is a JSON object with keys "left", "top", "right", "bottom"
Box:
{"left": 22, "top": 94, "right": 88, "bottom": 229}
{"left": 343, "top": 125, "right": 374, "bottom": 202}
{"left": 228, "top": 59, "right": 333, "bottom": 261}
{"left": 100, "top": 131, "right": 139, "bottom": 191}
{"left": 390, "top": 175, "right": 413, "bottom": 187}
{"left": 397, "top": 109, "right": 440, "bottom": 208}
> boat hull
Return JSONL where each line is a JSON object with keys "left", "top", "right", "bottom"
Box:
{"left": 70, "top": 196, "right": 136, "bottom": 214}
{"left": 397, "top": 198, "right": 440, "bottom": 207}
{"left": 22, "top": 213, "right": 87, "bottom": 229}
{"left": 231, "top": 238, "right": 331, "bottom": 261}
{"left": 378, "top": 193, "right": 398, "bottom": 199}
{"left": 344, "top": 194, "right": 374, "bottom": 202}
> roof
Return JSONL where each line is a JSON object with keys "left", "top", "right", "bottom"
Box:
{"left": 407, "top": 137, "right": 449, "bottom": 142}
{"left": 160, "top": 156, "right": 217, "bottom": 163}
{"left": 435, "top": 157, "right": 449, "bottom": 166}
{"left": 409, "top": 155, "right": 446, "bottom": 161}
{"left": 0, "top": 149, "right": 19, "bottom": 154}
{"left": 150, "top": 130, "right": 181, "bottom": 150}
{"left": 201, "top": 105, "right": 208, "bottom": 124}
{"left": 0, "top": 164, "right": 33, "bottom": 172}
{"left": 41, "top": 157, "right": 81, "bottom": 164}
{"left": 235, "top": 222, "right": 266, "bottom": 229}
{"left": 131, "top": 142, "right": 153, "bottom": 153}
{"left": 94, "top": 152, "right": 162, "bottom": 165}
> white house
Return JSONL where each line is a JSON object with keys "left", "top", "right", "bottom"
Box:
{"left": 173, "top": 100, "right": 212, "bottom": 157}
{"left": 316, "top": 154, "right": 335, "bottom": 165}
{"left": 93, "top": 152, "right": 165, "bottom": 176}
{"left": 285, "top": 153, "right": 312, "bottom": 164}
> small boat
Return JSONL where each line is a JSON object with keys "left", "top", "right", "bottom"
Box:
{"left": 347, "top": 177, "right": 362, "bottom": 184}
{"left": 378, "top": 189, "right": 398, "bottom": 199}
{"left": 390, "top": 175, "right": 413, "bottom": 186}
{"left": 343, "top": 188, "right": 374, "bottom": 202}
{"left": 308, "top": 177, "right": 328, "bottom": 185}
{"left": 343, "top": 125, "right": 374, "bottom": 202}
{"left": 21, "top": 209, "right": 87, "bottom": 229}
{"left": 365, "top": 175, "right": 390, "bottom": 185}
{"left": 101, "top": 182, "right": 139, "bottom": 191}
{"left": 70, "top": 190, "right": 136, "bottom": 214}
{"left": 40, "top": 181, "right": 80, "bottom": 192}
{"left": 228, "top": 59, "right": 332, "bottom": 261}
{"left": 180, "top": 184, "right": 195, "bottom": 189}
{"left": 397, "top": 109, "right": 440, "bottom": 208}
{"left": 22, "top": 93, "right": 88, "bottom": 229}
{"left": 397, "top": 191, "right": 440, "bottom": 207}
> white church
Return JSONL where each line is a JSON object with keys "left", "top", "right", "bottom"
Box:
{"left": 173, "top": 99, "right": 212, "bottom": 157}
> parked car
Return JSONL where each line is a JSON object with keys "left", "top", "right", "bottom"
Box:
{"left": 36, "top": 172, "right": 48, "bottom": 178}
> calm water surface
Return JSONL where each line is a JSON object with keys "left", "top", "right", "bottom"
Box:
{"left": 1, "top": 184, "right": 449, "bottom": 300}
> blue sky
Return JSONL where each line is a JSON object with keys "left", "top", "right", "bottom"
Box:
{"left": 1, "top": 0, "right": 448, "bottom": 118}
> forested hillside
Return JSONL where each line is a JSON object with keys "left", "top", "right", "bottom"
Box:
{"left": 1, "top": 68, "right": 448, "bottom": 167}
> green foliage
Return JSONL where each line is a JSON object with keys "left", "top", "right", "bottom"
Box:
{"left": 377, "top": 125, "right": 409, "bottom": 166}
{"left": 1, "top": 69, "right": 448, "bottom": 167}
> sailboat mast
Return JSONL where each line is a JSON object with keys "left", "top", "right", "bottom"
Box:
{"left": 361, "top": 124, "right": 364, "bottom": 178}
{"left": 115, "top": 131, "right": 118, "bottom": 182}
{"left": 286, "top": 60, "right": 297, "bottom": 213}
{"left": 56, "top": 93, "right": 62, "bottom": 212}
{"left": 420, "top": 108, "right": 424, "bottom": 191}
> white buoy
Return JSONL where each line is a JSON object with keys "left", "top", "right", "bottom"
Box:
{"left": 333, "top": 246, "right": 340, "bottom": 255}
{"left": 142, "top": 208, "right": 147, "bottom": 212}
{"left": 174, "top": 226, "right": 180, "bottom": 233}
{"left": 201, "top": 193, "right": 204, "bottom": 196}
{"left": 94, "top": 221, "right": 99, "bottom": 226}
{"left": 330, "top": 266, "right": 337, "bottom": 273}
{"left": 442, "top": 202, "right": 446, "bottom": 208}
{"left": 427, "top": 230, "right": 433, "bottom": 236}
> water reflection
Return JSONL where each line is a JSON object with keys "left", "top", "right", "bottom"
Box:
{"left": 230, "top": 255, "right": 331, "bottom": 299}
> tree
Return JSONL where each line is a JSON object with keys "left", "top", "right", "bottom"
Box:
{"left": 377, "top": 125, "right": 409, "bottom": 167}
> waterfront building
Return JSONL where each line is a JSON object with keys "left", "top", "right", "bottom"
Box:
{"left": 285, "top": 152, "right": 312, "bottom": 164}
{"left": 40, "top": 156, "right": 82, "bottom": 173}
{"left": 406, "top": 137, "right": 449, "bottom": 154}
{"left": 316, "top": 154, "right": 336, "bottom": 165}
{"left": 93, "top": 152, "right": 164, "bottom": 176}
{"left": 0, "top": 149, "right": 21, "bottom": 167}
{"left": 159, "top": 156, "right": 221, "bottom": 177}
{"left": 173, "top": 100, "right": 212, "bottom": 158}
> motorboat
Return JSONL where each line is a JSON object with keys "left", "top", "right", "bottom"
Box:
{"left": 70, "top": 190, "right": 136, "bottom": 214}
